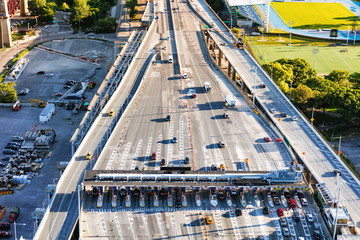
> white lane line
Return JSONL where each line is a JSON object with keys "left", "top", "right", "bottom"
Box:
{"left": 168, "top": 122, "right": 174, "bottom": 160}
{"left": 131, "top": 139, "right": 143, "bottom": 170}
{"left": 155, "top": 213, "right": 164, "bottom": 236}
{"left": 179, "top": 115, "right": 185, "bottom": 160}
{"left": 145, "top": 137, "right": 153, "bottom": 159}
{"left": 229, "top": 211, "right": 242, "bottom": 239}
{"left": 184, "top": 213, "right": 195, "bottom": 240}
{"left": 213, "top": 210, "right": 225, "bottom": 239}
{"left": 116, "top": 142, "right": 131, "bottom": 170}
{"left": 127, "top": 212, "right": 137, "bottom": 240}
{"left": 114, "top": 214, "right": 124, "bottom": 240}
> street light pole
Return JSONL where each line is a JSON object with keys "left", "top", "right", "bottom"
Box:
{"left": 311, "top": 107, "right": 315, "bottom": 126}
{"left": 14, "top": 221, "right": 26, "bottom": 240}
{"left": 253, "top": 67, "right": 257, "bottom": 104}
{"left": 312, "top": 46, "right": 319, "bottom": 69}
{"left": 289, "top": 20, "right": 294, "bottom": 46}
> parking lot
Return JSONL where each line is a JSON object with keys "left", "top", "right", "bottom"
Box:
{"left": 0, "top": 38, "right": 114, "bottom": 239}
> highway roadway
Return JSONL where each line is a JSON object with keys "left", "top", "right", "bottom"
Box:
{"left": 191, "top": 0, "right": 360, "bottom": 228}
{"left": 81, "top": 188, "right": 321, "bottom": 239}
{"left": 80, "top": 0, "right": 296, "bottom": 239}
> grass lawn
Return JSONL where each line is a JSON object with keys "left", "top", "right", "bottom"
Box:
{"left": 271, "top": 2, "right": 359, "bottom": 30}
{"left": 247, "top": 35, "right": 360, "bottom": 74}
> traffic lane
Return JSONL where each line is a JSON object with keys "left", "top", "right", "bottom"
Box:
{"left": 94, "top": 61, "right": 185, "bottom": 170}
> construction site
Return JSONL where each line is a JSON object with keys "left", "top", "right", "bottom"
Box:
{"left": 0, "top": 37, "right": 115, "bottom": 238}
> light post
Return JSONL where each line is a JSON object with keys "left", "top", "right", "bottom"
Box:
{"left": 311, "top": 107, "right": 315, "bottom": 126}
{"left": 312, "top": 46, "right": 319, "bottom": 69}
{"left": 346, "top": 26, "right": 350, "bottom": 45}
{"left": 253, "top": 67, "right": 257, "bottom": 104}
{"left": 289, "top": 80, "right": 293, "bottom": 100}
{"left": 353, "top": 30, "right": 357, "bottom": 45}
{"left": 14, "top": 221, "right": 26, "bottom": 240}
{"left": 289, "top": 20, "right": 294, "bottom": 46}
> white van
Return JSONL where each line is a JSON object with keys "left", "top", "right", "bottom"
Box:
{"left": 183, "top": 73, "right": 188, "bottom": 78}
{"left": 168, "top": 55, "right": 173, "bottom": 63}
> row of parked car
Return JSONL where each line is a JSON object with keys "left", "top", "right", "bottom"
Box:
{"left": 2, "top": 136, "right": 24, "bottom": 155}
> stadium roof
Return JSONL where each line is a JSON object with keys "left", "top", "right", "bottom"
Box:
{"left": 226, "top": 0, "right": 268, "bottom": 7}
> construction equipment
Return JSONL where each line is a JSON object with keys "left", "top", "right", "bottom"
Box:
{"left": 12, "top": 100, "right": 21, "bottom": 111}
{"left": 39, "top": 129, "right": 56, "bottom": 137}
{"left": 30, "top": 99, "right": 47, "bottom": 108}
{"left": 8, "top": 206, "right": 20, "bottom": 222}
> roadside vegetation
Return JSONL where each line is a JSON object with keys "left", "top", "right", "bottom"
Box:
{"left": 28, "top": 0, "right": 117, "bottom": 33}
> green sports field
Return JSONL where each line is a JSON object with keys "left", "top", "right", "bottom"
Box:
{"left": 252, "top": 44, "right": 360, "bottom": 74}
{"left": 271, "top": 2, "right": 358, "bottom": 30}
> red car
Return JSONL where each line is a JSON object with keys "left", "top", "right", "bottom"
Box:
{"left": 264, "top": 137, "right": 272, "bottom": 142}
{"left": 151, "top": 152, "right": 156, "bottom": 160}
{"left": 277, "top": 208, "right": 284, "bottom": 217}
{"left": 0, "top": 231, "right": 12, "bottom": 238}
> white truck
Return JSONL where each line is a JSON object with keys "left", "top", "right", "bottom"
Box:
{"left": 203, "top": 82, "right": 211, "bottom": 92}
{"left": 225, "top": 95, "right": 236, "bottom": 108}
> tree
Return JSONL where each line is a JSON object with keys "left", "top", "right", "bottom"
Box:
{"left": 334, "top": 87, "right": 360, "bottom": 122}
{"left": 0, "top": 82, "right": 17, "bottom": 103}
{"left": 325, "top": 70, "right": 350, "bottom": 85}
{"left": 28, "top": 0, "right": 56, "bottom": 22}
{"left": 61, "top": 2, "right": 70, "bottom": 11}
{"left": 262, "top": 62, "right": 292, "bottom": 92}
{"left": 274, "top": 58, "right": 316, "bottom": 86}
{"left": 95, "top": 17, "right": 117, "bottom": 33}
{"left": 72, "top": 0, "right": 93, "bottom": 23}
{"left": 349, "top": 72, "right": 360, "bottom": 89}
{"left": 292, "top": 84, "right": 314, "bottom": 105}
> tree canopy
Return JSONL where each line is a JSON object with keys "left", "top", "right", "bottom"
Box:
{"left": 262, "top": 59, "right": 360, "bottom": 123}
{"left": 0, "top": 82, "right": 17, "bottom": 103}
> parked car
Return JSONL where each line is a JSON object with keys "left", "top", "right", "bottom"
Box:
{"left": 218, "top": 141, "right": 225, "bottom": 148}
{"left": 37, "top": 71, "right": 45, "bottom": 74}
{"left": 280, "top": 112, "right": 287, "bottom": 118}
{"left": 259, "top": 84, "right": 266, "bottom": 88}
{"left": 211, "top": 164, "right": 217, "bottom": 170}
{"left": 0, "top": 231, "right": 12, "bottom": 238}
{"left": 172, "top": 136, "right": 177, "bottom": 143}
{"left": 292, "top": 116, "right": 298, "bottom": 121}
{"left": 12, "top": 136, "right": 24, "bottom": 141}
{"left": 1, "top": 157, "right": 11, "bottom": 161}
{"left": 3, "top": 149, "right": 16, "bottom": 155}
{"left": 151, "top": 152, "right": 157, "bottom": 160}
{"left": 166, "top": 115, "right": 171, "bottom": 121}
{"left": 270, "top": 108, "right": 276, "bottom": 114}
{"left": 184, "top": 157, "right": 190, "bottom": 164}
{"left": 5, "top": 145, "right": 19, "bottom": 150}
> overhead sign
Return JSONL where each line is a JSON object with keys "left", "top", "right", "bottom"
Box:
{"left": 226, "top": 0, "right": 269, "bottom": 7}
